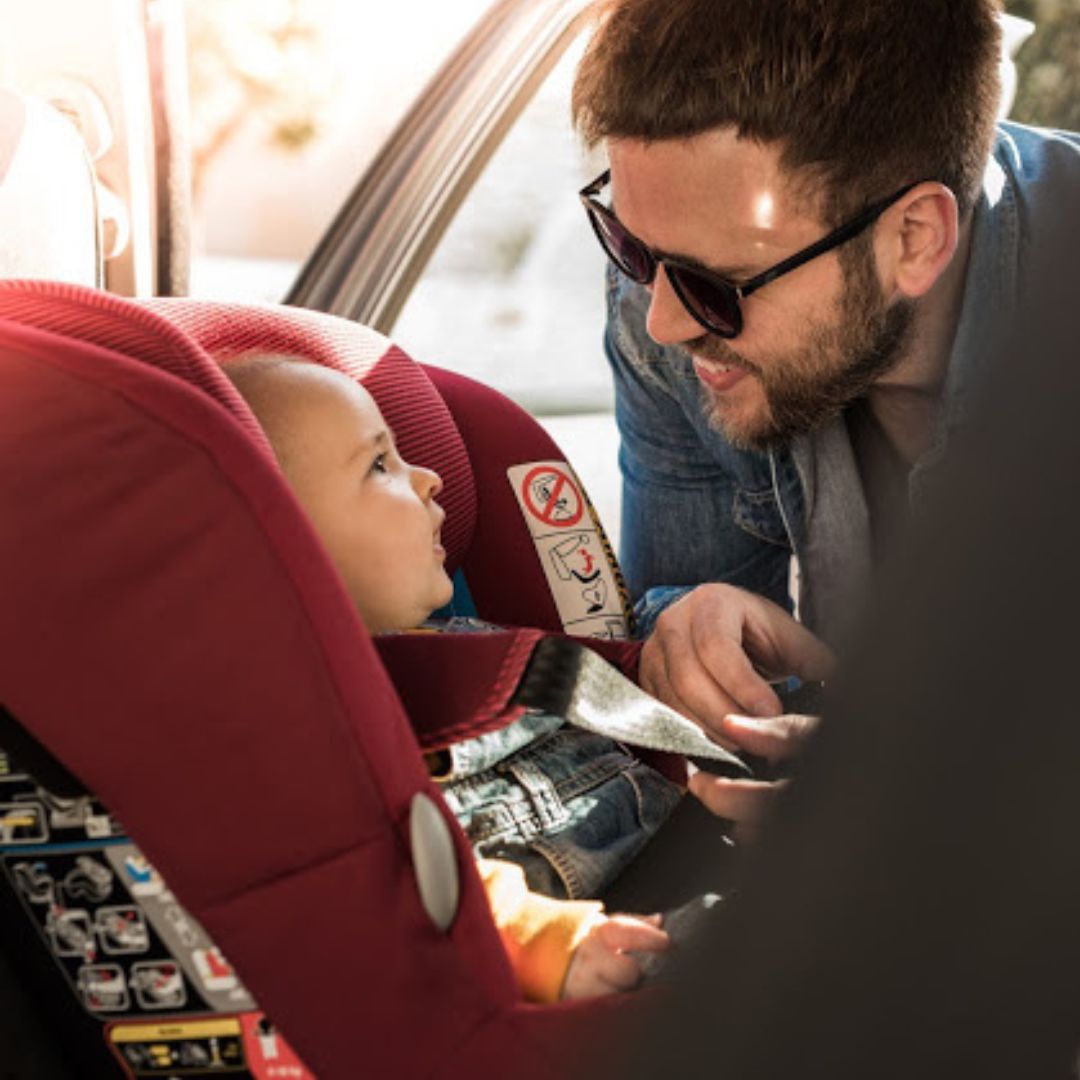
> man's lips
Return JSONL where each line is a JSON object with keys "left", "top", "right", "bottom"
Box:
{"left": 692, "top": 354, "right": 751, "bottom": 392}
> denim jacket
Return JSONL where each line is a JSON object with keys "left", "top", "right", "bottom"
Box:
{"left": 605, "top": 123, "right": 1080, "bottom": 648}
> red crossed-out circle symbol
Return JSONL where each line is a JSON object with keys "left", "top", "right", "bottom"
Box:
{"left": 521, "top": 465, "right": 584, "bottom": 528}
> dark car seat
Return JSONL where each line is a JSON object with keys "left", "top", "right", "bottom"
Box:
{"left": 0, "top": 279, "right": 651, "bottom": 1079}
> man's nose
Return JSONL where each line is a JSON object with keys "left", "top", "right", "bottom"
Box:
{"left": 644, "top": 265, "right": 703, "bottom": 347}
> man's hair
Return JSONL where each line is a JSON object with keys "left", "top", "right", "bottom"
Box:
{"left": 572, "top": 0, "right": 1003, "bottom": 221}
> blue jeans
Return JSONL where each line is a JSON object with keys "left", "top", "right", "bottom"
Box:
{"left": 439, "top": 724, "right": 682, "bottom": 900}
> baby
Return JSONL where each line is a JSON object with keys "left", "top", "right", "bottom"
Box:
{"left": 223, "top": 354, "right": 672, "bottom": 1002}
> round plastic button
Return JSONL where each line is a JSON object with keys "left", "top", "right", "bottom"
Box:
{"left": 409, "top": 791, "right": 459, "bottom": 932}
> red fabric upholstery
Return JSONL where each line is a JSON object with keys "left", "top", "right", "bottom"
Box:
{"left": 0, "top": 281, "right": 640, "bottom": 1077}
{"left": 0, "top": 280, "right": 269, "bottom": 452}
{"left": 426, "top": 365, "right": 572, "bottom": 631}
{"left": 378, "top": 631, "right": 644, "bottom": 752}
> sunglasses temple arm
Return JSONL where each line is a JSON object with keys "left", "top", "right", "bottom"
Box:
{"left": 739, "top": 183, "right": 920, "bottom": 299}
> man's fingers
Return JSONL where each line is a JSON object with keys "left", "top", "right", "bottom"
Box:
{"left": 598, "top": 914, "right": 671, "bottom": 954}
{"left": 687, "top": 773, "right": 785, "bottom": 825}
{"left": 690, "top": 633, "right": 783, "bottom": 719}
{"left": 639, "top": 648, "right": 702, "bottom": 731}
{"left": 743, "top": 603, "right": 838, "bottom": 684}
{"left": 718, "top": 712, "right": 821, "bottom": 763}
{"left": 641, "top": 634, "right": 750, "bottom": 745}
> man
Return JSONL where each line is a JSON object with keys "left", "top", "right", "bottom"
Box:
{"left": 617, "top": 187, "right": 1080, "bottom": 1080}
{"left": 570, "top": 0, "right": 1080, "bottom": 820}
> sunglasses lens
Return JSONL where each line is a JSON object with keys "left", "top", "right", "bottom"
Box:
{"left": 588, "top": 207, "right": 654, "bottom": 284}
{"left": 671, "top": 269, "right": 741, "bottom": 338}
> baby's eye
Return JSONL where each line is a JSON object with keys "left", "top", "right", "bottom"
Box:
{"left": 370, "top": 452, "right": 388, "bottom": 475}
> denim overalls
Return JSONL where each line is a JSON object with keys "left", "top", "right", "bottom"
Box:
{"left": 428, "top": 619, "right": 682, "bottom": 900}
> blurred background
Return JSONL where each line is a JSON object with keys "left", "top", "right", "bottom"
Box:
{"left": 0, "top": 0, "right": 1075, "bottom": 543}
{"left": 184, "top": 0, "right": 1078, "bottom": 394}
{"left": 180, "top": 0, "right": 1077, "bottom": 541}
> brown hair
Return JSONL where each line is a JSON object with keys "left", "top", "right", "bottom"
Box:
{"left": 572, "top": 0, "right": 1003, "bottom": 221}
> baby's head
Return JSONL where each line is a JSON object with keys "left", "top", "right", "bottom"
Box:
{"left": 224, "top": 354, "right": 453, "bottom": 633}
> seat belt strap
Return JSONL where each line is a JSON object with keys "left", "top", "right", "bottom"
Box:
{"left": 374, "top": 631, "right": 749, "bottom": 777}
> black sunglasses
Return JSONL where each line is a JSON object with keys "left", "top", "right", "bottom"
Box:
{"left": 579, "top": 170, "right": 921, "bottom": 339}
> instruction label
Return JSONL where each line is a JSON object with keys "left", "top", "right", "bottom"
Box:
{"left": 508, "top": 462, "right": 631, "bottom": 639}
{"left": 107, "top": 1013, "right": 314, "bottom": 1078}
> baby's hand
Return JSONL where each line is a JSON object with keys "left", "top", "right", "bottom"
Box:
{"left": 561, "top": 913, "right": 669, "bottom": 1000}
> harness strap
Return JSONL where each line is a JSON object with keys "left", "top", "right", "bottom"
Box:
{"left": 374, "top": 631, "right": 749, "bottom": 777}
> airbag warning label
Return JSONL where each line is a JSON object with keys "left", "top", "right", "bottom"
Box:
{"left": 508, "top": 461, "right": 631, "bottom": 639}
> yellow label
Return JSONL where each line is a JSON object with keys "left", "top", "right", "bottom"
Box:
{"left": 110, "top": 1018, "right": 242, "bottom": 1043}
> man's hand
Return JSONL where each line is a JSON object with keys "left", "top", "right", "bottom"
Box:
{"left": 688, "top": 712, "right": 821, "bottom": 841}
{"left": 640, "top": 583, "right": 836, "bottom": 742}
{"left": 562, "top": 913, "right": 669, "bottom": 999}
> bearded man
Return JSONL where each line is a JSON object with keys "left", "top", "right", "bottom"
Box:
{"left": 568, "top": 0, "right": 1080, "bottom": 822}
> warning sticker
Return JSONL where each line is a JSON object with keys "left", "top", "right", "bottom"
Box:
{"left": 520, "top": 465, "right": 585, "bottom": 528}
{"left": 108, "top": 1016, "right": 246, "bottom": 1075}
{"left": 508, "top": 461, "right": 631, "bottom": 639}
{"left": 107, "top": 1013, "right": 315, "bottom": 1078}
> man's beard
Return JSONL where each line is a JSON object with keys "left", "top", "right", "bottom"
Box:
{"left": 696, "top": 248, "right": 916, "bottom": 451}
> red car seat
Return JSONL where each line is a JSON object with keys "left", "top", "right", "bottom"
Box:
{"left": 0, "top": 280, "right": 650, "bottom": 1078}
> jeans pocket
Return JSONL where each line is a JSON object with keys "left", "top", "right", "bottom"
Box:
{"left": 493, "top": 763, "right": 683, "bottom": 900}
{"left": 622, "top": 762, "right": 684, "bottom": 834}
{"left": 448, "top": 729, "right": 683, "bottom": 899}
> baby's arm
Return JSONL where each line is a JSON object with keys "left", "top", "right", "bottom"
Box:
{"left": 477, "top": 859, "right": 669, "bottom": 1002}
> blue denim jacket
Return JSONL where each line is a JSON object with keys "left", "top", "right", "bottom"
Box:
{"left": 605, "top": 123, "right": 1080, "bottom": 648}
{"left": 424, "top": 619, "right": 682, "bottom": 900}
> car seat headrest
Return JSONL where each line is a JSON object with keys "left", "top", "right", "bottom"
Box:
{"left": 0, "top": 282, "right": 476, "bottom": 568}
{"left": 0, "top": 278, "right": 271, "bottom": 451}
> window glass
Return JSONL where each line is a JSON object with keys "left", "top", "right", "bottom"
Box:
{"left": 1003, "top": 1, "right": 1079, "bottom": 131}
{"left": 390, "top": 36, "right": 621, "bottom": 539}
{"left": 186, "top": 0, "right": 492, "bottom": 302}
{"left": 392, "top": 35, "right": 608, "bottom": 414}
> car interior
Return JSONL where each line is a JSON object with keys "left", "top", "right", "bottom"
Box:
{"left": 0, "top": 277, "right": 663, "bottom": 1078}
{"left": 0, "top": 9, "right": 665, "bottom": 1075}
{"left": 0, "top": 3, "right": 1062, "bottom": 1077}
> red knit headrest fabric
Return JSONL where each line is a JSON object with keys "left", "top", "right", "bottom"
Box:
{"left": 0, "top": 279, "right": 270, "bottom": 449}
{"left": 0, "top": 282, "right": 476, "bottom": 569}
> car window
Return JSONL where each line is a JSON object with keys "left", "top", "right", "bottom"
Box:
{"left": 188, "top": 10, "right": 624, "bottom": 545}
{"left": 388, "top": 35, "right": 622, "bottom": 541}
{"left": 391, "top": 35, "right": 607, "bottom": 414}
{"left": 187, "top": 0, "right": 492, "bottom": 303}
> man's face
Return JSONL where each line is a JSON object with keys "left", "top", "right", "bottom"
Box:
{"left": 253, "top": 365, "right": 454, "bottom": 633}
{"left": 607, "top": 132, "right": 914, "bottom": 449}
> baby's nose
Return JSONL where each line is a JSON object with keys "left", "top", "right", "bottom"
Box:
{"left": 413, "top": 464, "right": 443, "bottom": 499}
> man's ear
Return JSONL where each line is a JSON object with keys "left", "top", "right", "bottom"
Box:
{"left": 878, "top": 182, "right": 959, "bottom": 299}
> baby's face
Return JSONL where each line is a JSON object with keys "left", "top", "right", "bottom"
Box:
{"left": 248, "top": 363, "right": 453, "bottom": 633}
